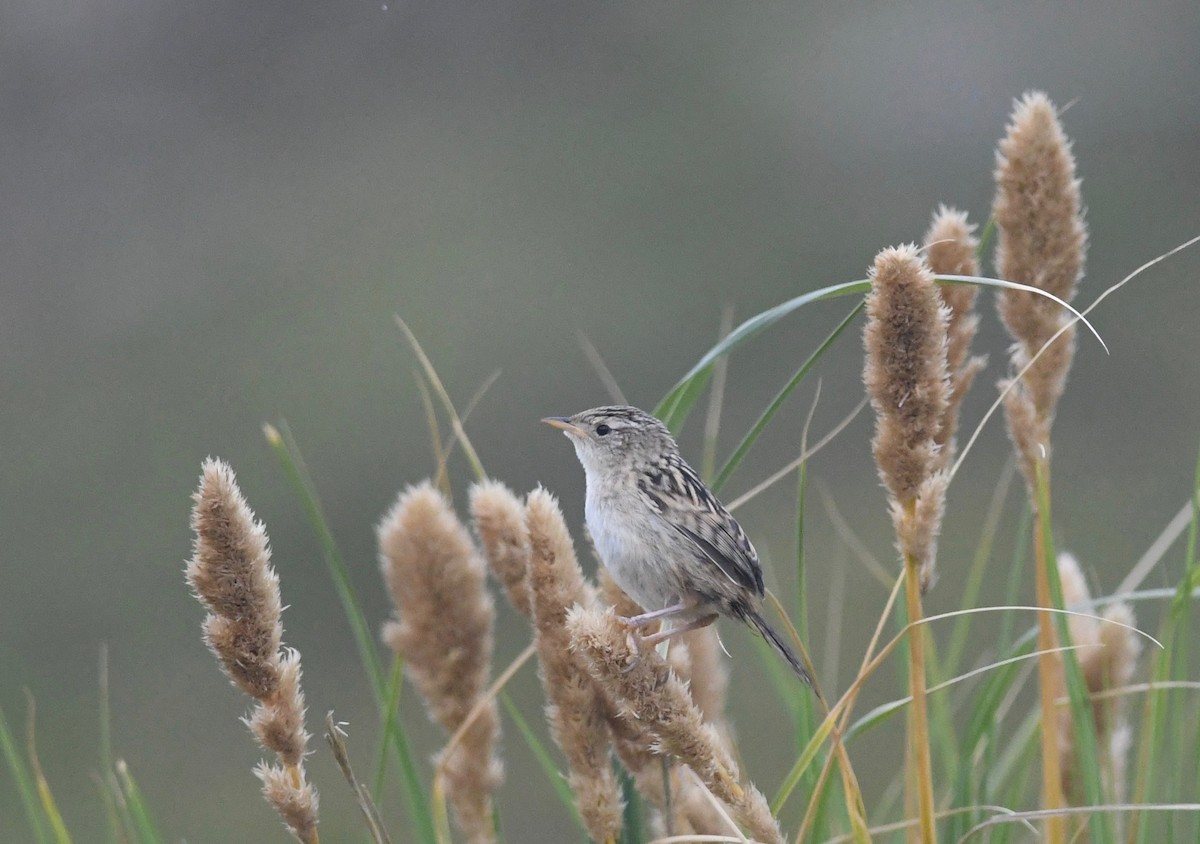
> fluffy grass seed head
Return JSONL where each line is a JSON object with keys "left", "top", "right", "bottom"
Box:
{"left": 924, "top": 205, "right": 987, "bottom": 468}
{"left": 525, "top": 486, "right": 623, "bottom": 844}
{"left": 995, "top": 91, "right": 1087, "bottom": 329}
{"left": 255, "top": 762, "right": 320, "bottom": 844}
{"left": 864, "top": 244, "right": 952, "bottom": 589}
{"left": 568, "top": 606, "right": 784, "bottom": 844}
{"left": 187, "top": 458, "right": 317, "bottom": 843}
{"left": 993, "top": 91, "right": 1088, "bottom": 481}
{"left": 378, "top": 481, "right": 501, "bottom": 844}
{"left": 470, "top": 480, "right": 534, "bottom": 618}
{"left": 188, "top": 458, "right": 284, "bottom": 699}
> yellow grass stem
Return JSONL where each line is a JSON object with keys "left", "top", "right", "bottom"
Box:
{"left": 903, "top": 547, "right": 936, "bottom": 844}
{"left": 1031, "top": 460, "right": 1066, "bottom": 844}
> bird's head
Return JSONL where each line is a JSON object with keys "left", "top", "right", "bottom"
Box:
{"left": 542, "top": 405, "right": 676, "bottom": 476}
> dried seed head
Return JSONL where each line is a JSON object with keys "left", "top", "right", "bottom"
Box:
{"left": 525, "top": 487, "right": 622, "bottom": 843}
{"left": 188, "top": 459, "right": 284, "bottom": 699}
{"left": 201, "top": 613, "right": 281, "bottom": 700}
{"left": 379, "top": 481, "right": 496, "bottom": 730}
{"left": 246, "top": 651, "right": 310, "bottom": 767}
{"left": 187, "top": 458, "right": 317, "bottom": 841}
{"left": 378, "top": 480, "right": 501, "bottom": 843}
{"left": 470, "top": 480, "right": 534, "bottom": 618}
{"left": 891, "top": 471, "right": 950, "bottom": 592}
{"left": 568, "top": 606, "right": 783, "bottom": 844}
{"left": 864, "top": 245, "right": 951, "bottom": 505}
{"left": 924, "top": 205, "right": 987, "bottom": 468}
{"left": 864, "top": 245, "right": 952, "bottom": 586}
{"left": 995, "top": 91, "right": 1087, "bottom": 315}
{"left": 993, "top": 91, "right": 1088, "bottom": 480}
{"left": 255, "top": 762, "right": 320, "bottom": 844}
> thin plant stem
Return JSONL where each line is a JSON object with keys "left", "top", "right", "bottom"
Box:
{"left": 903, "top": 546, "right": 937, "bottom": 844}
{"left": 1031, "top": 468, "right": 1066, "bottom": 844}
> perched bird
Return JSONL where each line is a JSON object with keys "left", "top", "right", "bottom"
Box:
{"left": 543, "top": 405, "right": 811, "bottom": 685}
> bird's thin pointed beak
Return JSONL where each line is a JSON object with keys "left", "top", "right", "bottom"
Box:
{"left": 542, "top": 416, "right": 586, "bottom": 437}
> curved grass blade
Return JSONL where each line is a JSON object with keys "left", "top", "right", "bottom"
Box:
{"left": 711, "top": 302, "right": 863, "bottom": 493}
{"left": 24, "top": 695, "right": 72, "bottom": 844}
{"left": 0, "top": 703, "right": 50, "bottom": 844}
{"left": 114, "top": 761, "right": 161, "bottom": 844}
{"left": 658, "top": 279, "right": 871, "bottom": 419}
{"left": 660, "top": 267, "right": 1103, "bottom": 448}
{"left": 264, "top": 422, "right": 436, "bottom": 844}
{"left": 936, "top": 273, "right": 1105, "bottom": 351}
{"left": 654, "top": 367, "right": 712, "bottom": 435}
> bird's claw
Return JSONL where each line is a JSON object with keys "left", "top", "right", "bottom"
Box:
{"left": 621, "top": 629, "right": 642, "bottom": 673}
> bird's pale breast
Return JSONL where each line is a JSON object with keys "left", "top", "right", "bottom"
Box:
{"left": 584, "top": 475, "right": 681, "bottom": 613}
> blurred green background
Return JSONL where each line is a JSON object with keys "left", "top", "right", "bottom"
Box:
{"left": 2, "top": 2, "right": 1198, "bottom": 840}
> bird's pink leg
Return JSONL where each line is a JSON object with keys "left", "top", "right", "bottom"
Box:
{"left": 620, "top": 602, "right": 690, "bottom": 628}
{"left": 639, "top": 613, "right": 718, "bottom": 646}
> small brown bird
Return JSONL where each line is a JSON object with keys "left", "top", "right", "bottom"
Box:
{"left": 544, "top": 405, "right": 811, "bottom": 685}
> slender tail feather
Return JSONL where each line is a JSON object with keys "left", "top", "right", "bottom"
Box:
{"left": 745, "top": 608, "right": 813, "bottom": 688}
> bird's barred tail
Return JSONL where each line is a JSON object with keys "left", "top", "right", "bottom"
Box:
{"left": 747, "top": 608, "right": 813, "bottom": 688}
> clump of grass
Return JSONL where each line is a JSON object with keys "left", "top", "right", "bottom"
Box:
{"left": 12, "top": 88, "right": 1200, "bottom": 844}
{"left": 186, "top": 457, "right": 319, "bottom": 844}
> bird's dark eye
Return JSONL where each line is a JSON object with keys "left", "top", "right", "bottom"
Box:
{"left": 595, "top": 423, "right": 611, "bottom": 437}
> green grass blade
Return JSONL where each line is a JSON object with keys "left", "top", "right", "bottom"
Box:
{"left": 114, "top": 761, "right": 162, "bottom": 844}
{"left": 976, "top": 215, "right": 996, "bottom": 263}
{"left": 711, "top": 302, "right": 864, "bottom": 493}
{"left": 499, "top": 692, "right": 584, "bottom": 831}
{"left": 616, "top": 762, "right": 643, "bottom": 844}
{"left": 23, "top": 695, "right": 72, "bottom": 844}
{"left": 0, "top": 704, "right": 50, "bottom": 844}
{"left": 654, "top": 367, "right": 712, "bottom": 435}
{"left": 373, "top": 654, "right": 406, "bottom": 800}
{"left": 264, "top": 422, "right": 436, "bottom": 844}
{"left": 92, "top": 775, "right": 130, "bottom": 844}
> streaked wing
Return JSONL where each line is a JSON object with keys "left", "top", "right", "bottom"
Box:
{"left": 636, "top": 454, "right": 765, "bottom": 596}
